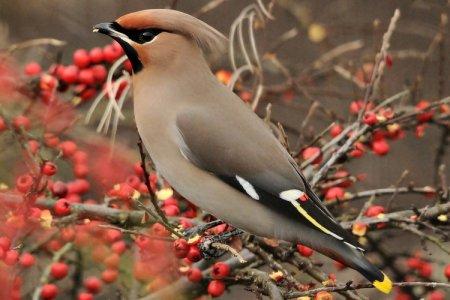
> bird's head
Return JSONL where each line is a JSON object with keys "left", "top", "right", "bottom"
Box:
{"left": 93, "top": 9, "right": 227, "bottom": 73}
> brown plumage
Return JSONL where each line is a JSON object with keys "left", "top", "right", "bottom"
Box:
{"left": 93, "top": 9, "right": 392, "bottom": 294}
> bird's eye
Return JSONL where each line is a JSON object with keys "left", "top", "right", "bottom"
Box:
{"left": 138, "top": 31, "right": 156, "bottom": 43}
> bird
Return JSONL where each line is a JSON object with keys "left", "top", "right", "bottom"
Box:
{"left": 93, "top": 9, "right": 392, "bottom": 294}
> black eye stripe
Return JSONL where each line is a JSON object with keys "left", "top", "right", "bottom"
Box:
{"left": 111, "top": 22, "right": 164, "bottom": 44}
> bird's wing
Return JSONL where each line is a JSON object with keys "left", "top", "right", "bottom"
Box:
{"left": 176, "top": 108, "right": 363, "bottom": 250}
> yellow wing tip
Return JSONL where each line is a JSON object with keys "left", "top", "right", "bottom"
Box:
{"left": 373, "top": 272, "right": 392, "bottom": 294}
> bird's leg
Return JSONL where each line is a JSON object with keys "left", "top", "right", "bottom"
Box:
{"left": 183, "top": 219, "right": 224, "bottom": 238}
{"left": 199, "top": 228, "right": 244, "bottom": 259}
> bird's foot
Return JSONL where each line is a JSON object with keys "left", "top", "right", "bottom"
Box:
{"left": 183, "top": 220, "right": 223, "bottom": 239}
{"left": 199, "top": 228, "right": 244, "bottom": 259}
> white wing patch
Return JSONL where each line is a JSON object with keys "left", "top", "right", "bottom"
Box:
{"left": 236, "top": 176, "right": 259, "bottom": 200}
{"left": 279, "top": 189, "right": 304, "bottom": 201}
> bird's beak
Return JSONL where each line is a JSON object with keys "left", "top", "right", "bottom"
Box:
{"left": 93, "top": 22, "right": 128, "bottom": 41}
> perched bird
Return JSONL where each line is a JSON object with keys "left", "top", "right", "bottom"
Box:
{"left": 94, "top": 9, "right": 392, "bottom": 294}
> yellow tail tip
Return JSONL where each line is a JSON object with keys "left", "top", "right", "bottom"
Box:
{"left": 373, "top": 272, "right": 392, "bottom": 294}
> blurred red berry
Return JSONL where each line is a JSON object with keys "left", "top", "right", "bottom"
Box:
{"left": 385, "top": 54, "right": 393, "bottom": 68}
{"left": 123, "top": 59, "right": 132, "bottom": 72}
{"left": 74, "top": 164, "right": 89, "bottom": 178}
{"left": 40, "top": 74, "right": 58, "bottom": 90}
{"left": 78, "top": 69, "right": 95, "bottom": 85}
{"left": 186, "top": 245, "right": 202, "bottom": 262}
{"left": 372, "top": 139, "right": 390, "bottom": 156}
{"left": 51, "top": 262, "right": 69, "bottom": 279}
{"left": 444, "top": 264, "right": 450, "bottom": 280}
{"left": 102, "top": 268, "right": 119, "bottom": 283}
{"left": 297, "top": 244, "right": 314, "bottom": 257}
{"left": 4, "top": 249, "right": 19, "bottom": 265}
{"left": 112, "top": 240, "right": 127, "bottom": 255}
{"left": 330, "top": 124, "right": 343, "bottom": 137}
{"left": 12, "top": 115, "right": 30, "bottom": 130}
{"left": 350, "top": 101, "right": 362, "bottom": 114}
{"left": 104, "top": 229, "right": 122, "bottom": 243}
{"left": 325, "top": 187, "right": 345, "bottom": 201}
{"left": 89, "top": 47, "right": 104, "bottom": 63}
{"left": 103, "top": 45, "right": 119, "bottom": 63}
{"left": 72, "top": 151, "right": 88, "bottom": 164}
{"left": 24, "top": 61, "right": 42, "bottom": 76}
{"left": 42, "top": 161, "right": 57, "bottom": 176}
{"left": 416, "top": 100, "right": 434, "bottom": 123}
{"left": 73, "top": 49, "right": 91, "bottom": 69}
{"left": 173, "top": 238, "right": 189, "bottom": 258}
{"left": 151, "top": 223, "right": 170, "bottom": 236}
{"left": 420, "top": 262, "right": 433, "bottom": 278}
{"left": 207, "top": 280, "right": 225, "bottom": 297}
{"left": 163, "top": 204, "right": 180, "bottom": 216}
{"left": 51, "top": 181, "right": 68, "bottom": 197}
{"left": 187, "top": 267, "right": 203, "bottom": 282}
{"left": 212, "top": 262, "right": 230, "bottom": 279}
{"left": 302, "top": 147, "right": 322, "bottom": 164}
{"left": 84, "top": 276, "right": 102, "bottom": 294}
{"left": 363, "top": 111, "right": 378, "bottom": 126}
{"left": 315, "top": 291, "right": 333, "bottom": 300}
{"left": 16, "top": 174, "right": 33, "bottom": 193}
{"left": 427, "top": 291, "right": 445, "bottom": 300}
{"left": 61, "top": 65, "right": 79, "bottom": 84}
{"left": 19, "top": 252, "right": 35, "bottom": 267}
{"left": 54, "top": 198, "right": 71, "bottom": 216}
{"left": 0, "top": 117, "right": 6, "bottom": 132}
{"left": 0, "top": 236, "right": 11, "bottom": 251}
{"left": 78, "top": 292, "right": 94, "bottom": 300}
{"left": 40, "top": 284, "right": 58, "bottom": 300}
{"left": 365, "top": 205, "right": 385, "bottom": 217}
{"left": 415, "top": 124, "right": 427, "bottom": 138}
{"left": 91, "top": 64, "right": 107, "bottom": 82}
{"left": 59, "top": 141, "right": 78, "bottom": 157}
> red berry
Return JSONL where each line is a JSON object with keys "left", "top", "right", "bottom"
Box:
{"left": 102, "top": 268, "right": 119, "bottom": 283}
{"left": 211, "top": 262, "right": 230, "bottom": 279}
{"left": 365, "top": 205, "right": 385, "bottom": 217}
{"left": 133, "top": 162, "right": 144, "bottom": 177}
{"left": 420, "top": 262, "right": 433, "bottom": 278}
{"left": 330, "top": 124, "right": 343, "bottom": 137}
{"left": 444, "top": 264, "right": 450, "bottom": 280}
{"left": 4, "top": 249, "right": 19, "bottom": 265}
{"left": 103, "top": 45, "right": 119, "bottom": 63}
{"left": 372, "top": 139, "right": 390, "bottom": 156}
{"left": 19, "top": 252, "right": 35, "bottom": 267}
{"left": 151, "top": 223, "right": 170, "bottom": 237}
{"left": 123, "top": 59, "right": 132, "bottom": 72}
{"left": 54, "top": 198, "right": 71, "bottom": 216}
{"left": 40, "top": 284, "right": 58, "bottom": 299}
{"left": 302, "top": 147, "right": 322, "bottom": 164}
{"left": 72, "top": 151, "right": 88, "bottom": 164}
{"left": 16, "top": 174, "right": 33, "bottom": 193}
{"left": 61, "top": 65, "right": 79, "bottom": 84}
{"left": 112, "top": 240, "right": 127, "bottom": 255}
{"left": 207, "top": 280, "right": 225, "bottom": 297}
{"left": 74, "top": 164, "right": 89, "bottom": 178}
{"left": 42, "top": 161, "right": 57, "bottom": 176}
{"left": 58, "top": 141, "right": 78, "bottom": 157}
{"left": 78, "top": 69, "right": 95, "bottom": 85}
{"left": 427, "top": 291, "right": 445, "bottom": 300}
{"left": 416, "top": 100, "right": 434, "bottom": 123}
{"left": 40, "top": 74, "right": 58, "bottom": 91}
{"left": 73, "top": 49, "right": 91, "bottom": 69}
{"left": 89, "top": 47, "right": 104, "bottom": 64}
{"left": 84, "top": 276, "right": 103, "bottom": 294}
{"left": 0, "top": 117, "right": 6, "bottom": 132}
{"left": 296, "top": 244, "right": 314, "bottom": 257}
{"left": 51, "top": 262, "right": 69, "bottom": 279}
{"left": 186, "top": 245, "right": 202, "bottom": 262}
{"left": 187, "top": 267, "right": 203, "bottom": 282}
{"left": 315, "top": 291, "right": 333, "bottom": 300}
{"left": 78, "top": 292, "right": 94, "bottom": 300}
{"left": 173, "top": 238, "right": 189, "bottom": 258}
{"left": 104, "top": 229, "right": 122, "bottom": 243}
{"left": 163, "top": 204, "right": 180, "bottom": 216}
{"left": 385, "top": 54, "right": 393, "bottom": 68}
{"left": 91, "top": 64, "right": 107, "bottom": 82}
{"left": 51, "top": 181, "right": 68, "bottom": 197}
{"left": 12, "top": 115, "right": 30, "bottom": 130}
{"left": 24, "top": 61, "right": 42, "bottom": 76}
{"left": 325, "top": 187, "right": 345, "bottom": 201}
{"left": 350, "top": 101, "right": 363, "bottom": 114}
{"left": 0, "top": 236, "right": 11, "bottom": 251}
{"left": 363, "top": 111, "right": 378, "bottom": 126}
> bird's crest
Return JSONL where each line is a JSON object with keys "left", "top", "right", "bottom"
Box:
{"left": 116, "top": 9, "right": 228, "bottom": 54}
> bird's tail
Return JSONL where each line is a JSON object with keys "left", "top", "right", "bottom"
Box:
{"left": 349, "top": 252, "right": 393, "bottom": 294}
